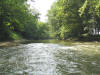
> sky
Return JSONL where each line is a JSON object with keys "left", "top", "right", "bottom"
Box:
{"left": 27, "top": 0, "right": 55, "bottom": 22}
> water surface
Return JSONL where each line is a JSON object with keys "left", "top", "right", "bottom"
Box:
{"left": 0, "top": 41, "right": 100, "bottom": 75}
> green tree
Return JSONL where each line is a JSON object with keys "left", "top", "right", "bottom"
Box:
{"left": 0, "top": 0, "right": 41, "bottom": 41}
{"left": 48, "top": 0, "right": 84, "bottom": 40}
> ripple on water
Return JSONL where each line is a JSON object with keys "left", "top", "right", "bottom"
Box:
{"left": 0, "top": 43, "right": 100, "bottom": 75}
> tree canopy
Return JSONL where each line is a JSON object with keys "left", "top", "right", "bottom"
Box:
{"left": 47, "top": 0, "right": 100, "bottom": 40}
{"left": 1, "top": 0, "right": 100, "bottom": 41}
{"left": 0, "top": 0, "right": 49, "bottom": 41}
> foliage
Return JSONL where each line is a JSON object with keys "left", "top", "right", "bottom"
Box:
{"left": 48, "top": 0, "right": 84, "bottom": 39}
{"left": 48, "top": 0, "right": 100, "bottom": 40}
{"left": 36, "top": 22, "right": 50, "bottom": 39}
{"left": 1, "top": 0, "right": 100, "bottom": 41}
{"left": 0, "top": 0, "right": 49, "bottom": 41}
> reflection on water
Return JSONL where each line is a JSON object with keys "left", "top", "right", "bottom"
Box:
{"left": 0, "top": 42, "right": 100, "bottom": 75}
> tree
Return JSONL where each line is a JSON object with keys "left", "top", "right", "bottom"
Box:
{"left": 0, "top": 0, "right": 41, "bottom": 41}
{"left": 48, "top": 0, "right": 100, "bottom": 40}
{"left": 48, "top": 0, "right": 84, "bottom": 40}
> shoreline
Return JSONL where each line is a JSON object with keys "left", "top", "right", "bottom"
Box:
{"left": 0, "top": 40, "right": 30, "bottom": 47}
{"left": 0, "top": 39, "right": 100, "bottom": 48}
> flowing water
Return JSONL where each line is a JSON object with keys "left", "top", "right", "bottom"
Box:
{"left": 0, "top": 40, "right": 100, "bottom": 75}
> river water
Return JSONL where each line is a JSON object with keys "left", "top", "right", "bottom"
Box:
{"left": 0, "top": 40, "right": 100, "bottom": 75}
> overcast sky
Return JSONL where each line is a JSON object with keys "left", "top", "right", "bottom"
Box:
{"left": 28, "top": 0, "right": 55, "bottom": 22}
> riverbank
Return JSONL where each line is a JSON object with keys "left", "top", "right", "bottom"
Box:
{"left": 0, "top": 40, "right": 30, "bottom": 47}
{"left": 0, "top": 39, "right": 100, "bottom": 48}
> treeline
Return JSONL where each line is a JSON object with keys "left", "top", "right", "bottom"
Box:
{"left": 0, "top": 0, "right": 49, "bottom": 41}
{"left": 47, "top": 0, "right": 100, "bottom": 40}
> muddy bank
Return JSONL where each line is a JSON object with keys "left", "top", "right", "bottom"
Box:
{"left": 0, "top": 40, "right": 31, "bottom": 47}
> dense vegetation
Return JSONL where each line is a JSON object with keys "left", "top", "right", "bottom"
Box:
{"left": 1, "top": 0, "right": 100, "bottom": 41}
{"left": 0, "top": 0, "right": 49, "bottom": 41}
{"left": 47, "top": 0, "right": 100, "bottom": 40}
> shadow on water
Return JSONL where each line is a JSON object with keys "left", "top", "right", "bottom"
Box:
{"left": 0, "top": 40, "right": 100, "bottom": 75}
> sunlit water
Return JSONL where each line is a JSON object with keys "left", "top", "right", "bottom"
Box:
{"left": 0, "top": 41, "right": 100, "bottom": 75}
